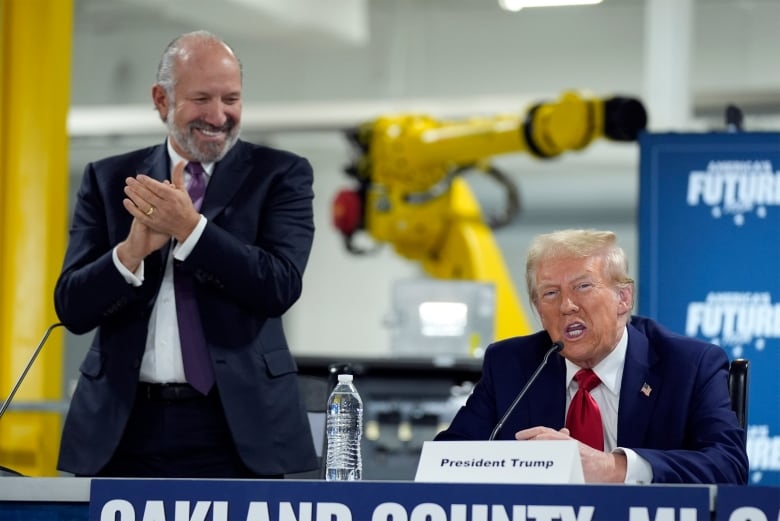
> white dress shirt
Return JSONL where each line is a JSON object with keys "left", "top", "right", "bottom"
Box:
{"left": 111, "top": 141, "right": 211, "bottom": 383}
{"left": 564, "top": 326, "right": 654, "bottom": 483}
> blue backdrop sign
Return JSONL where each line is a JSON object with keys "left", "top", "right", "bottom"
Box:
{"left": 639, "top": 131, "right": 780, "bottom": 486}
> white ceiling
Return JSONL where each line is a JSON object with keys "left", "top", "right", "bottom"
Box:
{"left": 69, "top": 0, "right": 780, "bottom": 137}
{"left": 75, "top": 0, "right": 368, "bottom": 45}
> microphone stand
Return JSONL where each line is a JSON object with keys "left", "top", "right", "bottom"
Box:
{"left": 0, "top": 323, "right": 64, "bottom": 476}
{"left": 489, "top": 341, "right": 563, "bottom": 441}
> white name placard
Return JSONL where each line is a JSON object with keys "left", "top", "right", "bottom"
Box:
{"left": 415, "top": 440, "right": 584, "bottom": 484}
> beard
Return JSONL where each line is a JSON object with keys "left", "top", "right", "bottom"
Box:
{"left": 166, "top": 114, "right": 241, "bottom": 163}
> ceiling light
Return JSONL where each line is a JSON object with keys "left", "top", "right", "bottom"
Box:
{"left": 499, "top": 0, "right": 603, "bottom": 12}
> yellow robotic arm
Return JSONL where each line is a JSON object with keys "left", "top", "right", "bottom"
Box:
{"left": 333, "top": 90, "right": 647, "bottom": 341}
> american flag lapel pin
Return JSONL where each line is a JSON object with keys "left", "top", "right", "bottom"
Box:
{"left": 641, "top": 382, "right": 652, "bottom": 397}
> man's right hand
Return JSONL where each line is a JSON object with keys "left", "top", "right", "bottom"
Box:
{"left": 515, "top": 426, "right": 628, "bottom": 483}
{"left": 116, "top": 217, "right": 170, "bottom": 273}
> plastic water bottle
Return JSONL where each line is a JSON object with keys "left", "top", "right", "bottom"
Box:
{"left": 325, "top": 374, "right": 363, "bottom": 481}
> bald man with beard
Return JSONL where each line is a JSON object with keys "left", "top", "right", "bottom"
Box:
{"left": 55, "top": 30, "right": 317, "bottom": 478}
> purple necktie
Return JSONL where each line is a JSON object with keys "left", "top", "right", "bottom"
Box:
{"left": 186, "top": 161, "right": 207, "bottom": 211}
{"left": 174, "top": 162, "right": 214, "bottom": 394}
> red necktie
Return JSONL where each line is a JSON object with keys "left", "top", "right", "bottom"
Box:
{"left": 565, "top": 368, "right": 604, "bottom": 451}
{"left": 174, "top": 162, "right": 214, "bottom": 394}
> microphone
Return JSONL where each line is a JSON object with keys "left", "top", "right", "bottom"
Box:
{"left": 489, "top": 341, "right": 563, "bottom": 441}
{"left": 0, "top": 322, "right": 64, "bottom": 477}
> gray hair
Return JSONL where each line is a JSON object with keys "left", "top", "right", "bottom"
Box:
{"left": 525, "top": 229, "right": 634, "bottom": 307}
{"left": 155, "top": 30, "right": 243, "bottom": 99}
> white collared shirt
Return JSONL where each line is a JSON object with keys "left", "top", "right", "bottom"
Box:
{"left": 564, "top": 326, "right": 654, "bottom": 483}
{"left": 112, "top": 141, "right": 211, "bottom": 383}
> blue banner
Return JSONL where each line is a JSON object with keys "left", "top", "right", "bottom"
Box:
{"left": 716, "top": 485, "right": 780, "bottom": 521}
{"left": 638, "top": 131, "right": 780, "bottom": 486}
{"left": 89, "top": 479, "right": 712, "bottom": 521}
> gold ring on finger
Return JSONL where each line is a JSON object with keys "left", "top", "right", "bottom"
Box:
{"left": 145, "top": 206, "right": 155, "bottom": 216}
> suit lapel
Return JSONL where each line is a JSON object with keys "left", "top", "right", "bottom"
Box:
{"left": 139, "top": 145, "right": 170, "bottom": 183}
{"left": 139, "top": 145, "right": 172, "bottom": 278}
{"left": 528, "top": 354, "right": 568, "bottom": 429}
{"left": 617, "top": 324, "right": 659, "bottom": 447}
{"left": 201, "top": 140, "right": 253, "bottom": 221}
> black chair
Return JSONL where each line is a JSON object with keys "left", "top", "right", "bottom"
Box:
{"left": 284, "top": 374, "right": 331, "bottom": 479}
{"left": 728, "top": 358, "right": 749, "bottom": 430}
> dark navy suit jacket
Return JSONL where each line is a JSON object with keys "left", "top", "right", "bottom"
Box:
{"left": 55, "top": 139, "right": 318, "bottom": 476}
{"left": 435, "top": 316, "right": 748, "bottom": 484}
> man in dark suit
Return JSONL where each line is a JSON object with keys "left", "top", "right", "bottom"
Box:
{"left": 55, "top": 30, "right": 318, "bottom": 477}
{"left": 435, "top": 229, "right": 748, "bottom": 484}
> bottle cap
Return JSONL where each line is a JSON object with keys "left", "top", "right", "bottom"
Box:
{"left": 337, "top": 374, "right": 353, "bottom": 383}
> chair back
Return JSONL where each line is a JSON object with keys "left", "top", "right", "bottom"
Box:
{"left": 728, "top": 358, "right": 749, "bottom": 430}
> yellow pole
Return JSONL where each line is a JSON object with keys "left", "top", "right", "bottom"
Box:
{"left": 0, "top": 0, "right": 72, "bottom": 476}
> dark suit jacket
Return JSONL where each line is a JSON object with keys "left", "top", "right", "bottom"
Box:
{"left": 55, "top": 139, "right": 318, "bottom": 476}
{"left": 435, "top": 316, "right": 748, "bottom": 484}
